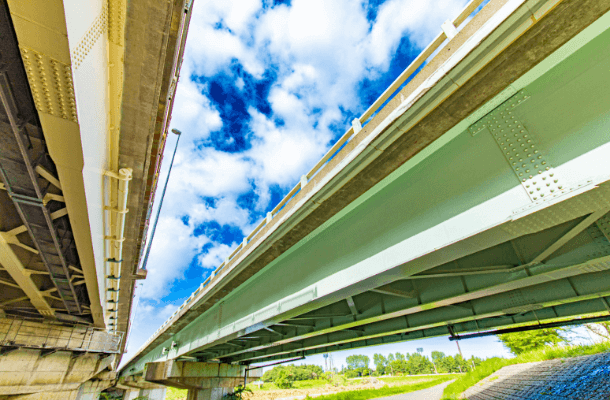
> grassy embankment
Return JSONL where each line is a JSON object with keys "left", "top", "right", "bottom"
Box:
{"left": 165, "top": 375, "right": 454, "bottom": 399}
{"left": 441, "top": 341, "right": 610, "bottom": 399}
{"left": 247, "top": 375, "right": 443, "bottom": 391}
{"left": 304, "top": 376, "right": 455, "bottom": 400}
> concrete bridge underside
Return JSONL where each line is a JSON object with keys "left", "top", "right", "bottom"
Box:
{"left": 121, "top": 0, "right": 610, "bottom": 396}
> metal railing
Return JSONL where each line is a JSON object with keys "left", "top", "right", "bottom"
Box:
{"left": 148, "top": 0, "right": 488, "bottom": 341}
{"left": 0, "top": 317, "right": 123, "bottom": 353}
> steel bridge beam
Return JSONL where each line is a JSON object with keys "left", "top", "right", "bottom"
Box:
{"left": 0, "top": 72, "right": 83, "bottom": 315}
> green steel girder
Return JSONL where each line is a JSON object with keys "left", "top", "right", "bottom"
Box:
{"left": 220, "top": 289, "right": 610, "bottom": 363}
{"left": 187, "top": 215, "right": 610, "bottom": 361}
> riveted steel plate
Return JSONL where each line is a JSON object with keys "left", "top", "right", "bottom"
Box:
{"left": 469, "top": 90, "right": 564, "bottom": 202}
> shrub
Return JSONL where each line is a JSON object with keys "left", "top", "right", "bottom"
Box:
{"left": 275, "top": 370, "right": 295, "bottom": 389}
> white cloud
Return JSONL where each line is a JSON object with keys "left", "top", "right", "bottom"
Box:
{"left": 199, "top": 243, "right": 234, "bottom": 269}
{"left": 171, "top": 75, "right": 221, "bottom": 141}
{"left": 140, "top": 216, "right": 208, "bottom": 300}
{"left": 185, "top": 0, "right": 264, "bottom": 77}
{"left": 247, "top": 108, "right": 330, "bottom": 189}
{"left": 367, "top": 0, "right": 467, "bottom": 66}
{"left": 121, "top": 299, "right": 179, "bottom": 367}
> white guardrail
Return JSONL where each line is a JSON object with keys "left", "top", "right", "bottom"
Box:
{"left": 151, "top": 0, "right": 488, "bottom": 338}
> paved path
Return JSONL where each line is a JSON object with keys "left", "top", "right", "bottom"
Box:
{"left": 371, "top": 380, "right": 454, "bottom": 400}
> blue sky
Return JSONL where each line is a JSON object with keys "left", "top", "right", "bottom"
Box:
{"left": 123, "top": 0, "right": 514, "bottom": 366}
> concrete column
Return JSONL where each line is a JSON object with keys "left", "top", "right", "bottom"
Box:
{"left": 187, "top": 387, "right": 232, "bottom": 400}
{"left": 141, "top": 388, "right": 167, "bottom": 400}
{"left": 122, "top": 389, "right": 140, "bottom": 400}
{"left": 121, "top": 387, "right": 167, "bottom": 400}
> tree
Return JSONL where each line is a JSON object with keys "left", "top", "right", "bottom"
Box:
{"left": 262, "top": 364, "right": 324, "bottom": 382}
{"left": 373, "top": 353, "right": 387, "bottom": 375}
{"left": 404, "top": 352, "right": 434, "bottom": 375}
{"left": 497, "top": 328, "right": 568, "bottom": 355}
{"left": 345, "top": 355, "right": 370, "bottom": 370}
{"left": 274, "top": 370, "right": 294, "bottom": 389}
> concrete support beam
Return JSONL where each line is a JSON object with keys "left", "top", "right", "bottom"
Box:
{"left": 144, "top": 360, "right": 246, "bottom": 390}
{"left": 0, "top": 348, "right": 114, "bottom": 396}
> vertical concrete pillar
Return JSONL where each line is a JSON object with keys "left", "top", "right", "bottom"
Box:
{"left": 122, "top": 389, "right": 140, "bottom": 400}
{"left": 187, "top": 387, "right": 232, "bottom": 400}
{"left": 138, "top": 388, "right": 167, "bottom": 400}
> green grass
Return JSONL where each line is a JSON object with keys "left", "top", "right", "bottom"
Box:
{"left": 305, "top": 376, "right": 454, "bottom": 400}
{"left": 165, "top": 375, "right": 453, "bottom": 399}
{"left": 378, "top": 376, "right": 450, "bottom": 384}
{"left": 441, "top": 341, "right": 610, "bottom": 399}
{"left": 165, "top": 387, "right": 187, "bottom": 400}
{"left": 247, "top": 378, "right": 330, "bottom": 391}
{"left": 247, "top": 375, "right": 445, "bottom": 392}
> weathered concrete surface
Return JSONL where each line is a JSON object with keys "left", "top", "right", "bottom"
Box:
{"left": 187, "top": 387, "right": 233, "bottom": 400}
{"left": 122, "top": 0, "right": 610, "bottom": 373}
{"left": 143, "top": 361, "right": 249, "bottom": 389}
{"left": 464, "top": 353, "right": 610, "bottom": 400}
{"left": 116, "top": 0, "right": 190, "bottom": 351}
{"left": 0, "top": 379, "right": 112, "bottom": 400}
{"left": 0, "top": 348, "right": 114, "bottom": 395}
{"left": 123, "top": 387, "right": 167, "bottom": 400}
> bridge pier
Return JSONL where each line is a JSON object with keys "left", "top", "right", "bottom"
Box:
{"left": 138, "top": 360, "right": 261, "bottom": 400}
{"left": 122, "top": 387, "right": 167, "bottom": 400}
